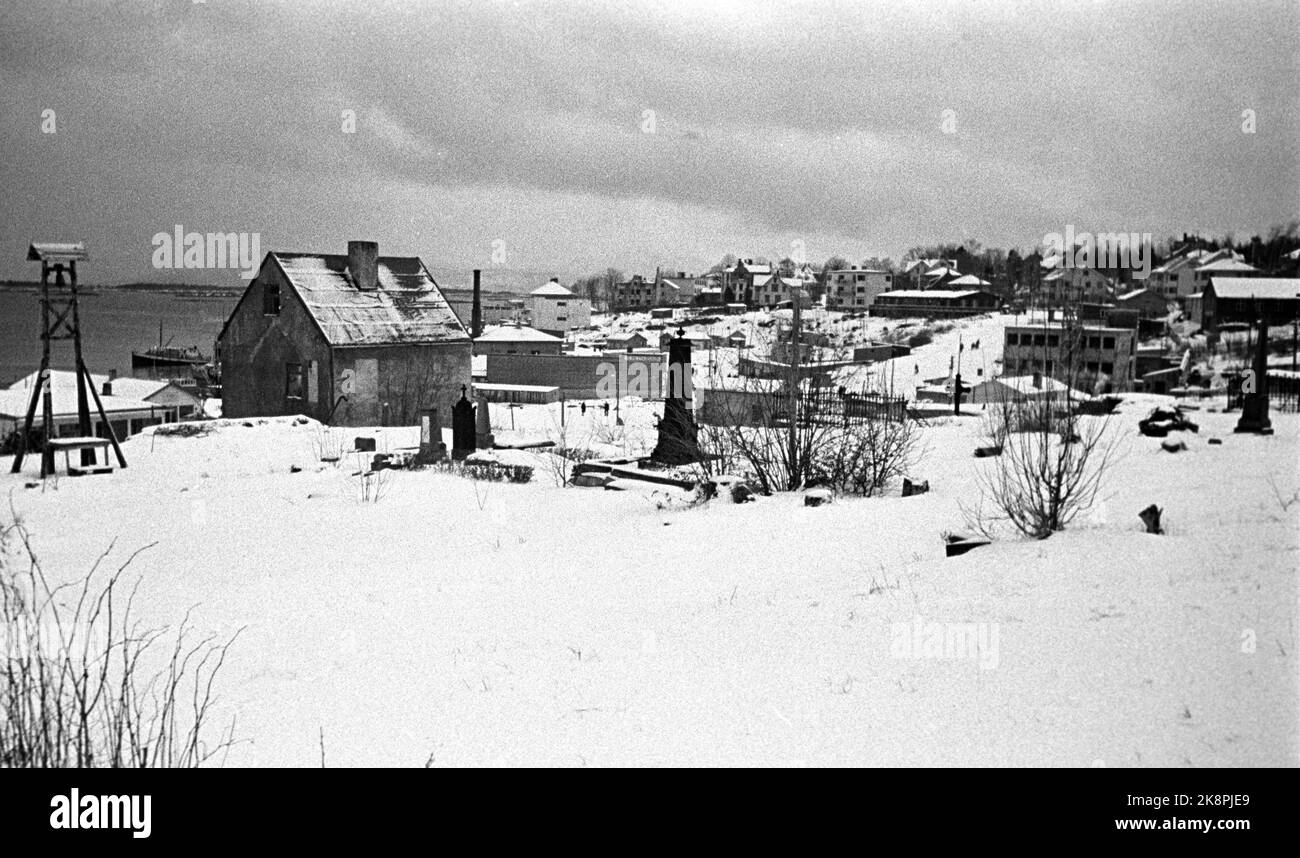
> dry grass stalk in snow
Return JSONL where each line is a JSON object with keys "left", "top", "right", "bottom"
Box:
{"left": 0, "top": 518, "right": 241, "bottom": 768}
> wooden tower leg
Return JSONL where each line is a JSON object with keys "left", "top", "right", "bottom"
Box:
{"left": 68, "top": 261, "right": 96, "bottom": 466}
{"left": 41, "top": 370, "right": 55, "bottom": 478}
{"left": 9, "top": 367, "right": 46, "bottom": 473}
{"left": 82, "top": 364, "right": 126, "bottom": 468}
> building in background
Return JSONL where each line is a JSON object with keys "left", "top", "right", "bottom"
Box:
{"left": 871, "top": 289, "right": 999, "bottom": 318}
{"left": 1149, "top": 246, "right": 1256, "bottom": 300}
{"left": 1202, "top": 277, "right": 1300, "bottom": 332}
{"left": 824, "top": 267, "right": 895, "bottom": 310}
{"left": 1114, "top": 287, "right": 1169, "bottom": 319}
{"left": 1039, "top": 266, "right": 1116, "bottom": 306}
{"left": 474, "top": 325, "right": 564, "bottom": 356}
{"left": 1, "top": 370, "right": 200, "bottom": 441}
{"left": 1002, "top": 322, "right": 1136, "bottom": 391}
{"left": 724, "top": 258, "right": 772, "bottom": 305}
{"left": 529, "top": 278, "right": 591, "bottom": 335}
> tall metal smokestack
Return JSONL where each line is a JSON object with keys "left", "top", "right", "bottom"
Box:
{"left": 471, "top": 269, "right": 483, "bottom": 339}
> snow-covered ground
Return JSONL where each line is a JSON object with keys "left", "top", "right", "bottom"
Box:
{"left": 3, "top": 393, "right": 1295, "bottom": 766}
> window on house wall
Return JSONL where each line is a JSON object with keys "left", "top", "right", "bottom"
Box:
{"left": 285, "top": 363, "right": 304, "bottom": 400}
{"left": 264, "top": 280, "right": 281, "bottom": 315}
{"left": 1101, "top": 362, "right": 1114, "bottom": 374}
{"left": 1103, "top": 337, "right": 1115, "bottom": 350}
{"left": 1047, "top": 335, "right": 1059, "bottom": 347}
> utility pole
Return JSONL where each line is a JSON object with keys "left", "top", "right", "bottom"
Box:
{"left": 788, "top": 286, "right": 803, "bottom": 488}
{"left": 953, "top": 331, "right": 963, "bottom": 416}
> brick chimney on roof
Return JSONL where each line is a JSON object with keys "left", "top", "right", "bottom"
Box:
{"left": 348, "top": 240, "right": 379, "bottom": 291}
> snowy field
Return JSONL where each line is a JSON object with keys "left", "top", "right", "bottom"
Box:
{"left": 2, "top": 389, "right": 1295, "bottom": 767}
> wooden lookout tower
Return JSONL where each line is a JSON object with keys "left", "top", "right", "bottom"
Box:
{"left": 9, "top": 242, "right": 127, "bottom": 477}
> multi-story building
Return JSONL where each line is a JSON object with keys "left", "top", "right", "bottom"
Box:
{"left": 1038, "top": 266, "right": 1116, "bottom": 306}
{"left": 611, "top": 274, "right": 656, "bottom": 310}
{"left": 1001, "top": 322, "right": 1136, "bottom": 391}
{"left": 823, "top": 267, "right": 895, "bottom": 309}
{"left": 723, "top": 258, "right": 773, "bottom": 305}
{"left": 754, "top": 275, "right": 812, "bottom": 307}
{"left": 901, "top": 258, "right": 958, "bottom": 288}
{"left": 1148, "top": 247, "right": 1257, "bottom": 300}
{"left": 529, "top": 279, "right": 591, "bottom": 336}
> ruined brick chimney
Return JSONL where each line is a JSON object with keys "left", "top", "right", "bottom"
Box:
{"left": 348, "top": 240, "right": 379, "bottom": 291}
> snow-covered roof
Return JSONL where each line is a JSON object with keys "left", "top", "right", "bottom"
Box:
{"left": 5, "top": 370, "right": 187, "bottom": 403}
{"left": 475, "top": 325, "right": 562, "bottom": 343}
{"left": 947, "top": 274, "right": 991, "bottom": 287}
{"left": 1208, "top": 277, "right": 1300, "bottom": 301}
{"left": 1118, "top": 288, "right": 1157, "bottom": 301}
{"left": 1195, "top": 259, "right": 1258, "bottom": 273}
{"left": 268, "top": 252, "right": 468, "bottom": 347}
{"left": 877, "top": 289, "right": 991, "bottom": 299}
{"left": 531, "top": 279, "right": 574, "bottom": 297}
{"left": 974, "top": 375, "right": 1085, "bottom": 400}
{"left": 0, "top": 371, "right": 162, "bottom": 421}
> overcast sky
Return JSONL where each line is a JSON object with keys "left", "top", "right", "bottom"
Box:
{"left": 1, "top": 0, "right": 1296, "bottom": 286}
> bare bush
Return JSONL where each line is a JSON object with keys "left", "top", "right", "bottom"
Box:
{"left": 813, "top": 412, "right": 924, "bottom": 497}
{"left": 543, "top": 419, "right": 596, "bottom": 487}
{"left": 696, "top": 372, "right": 914, "bottom": 495}
{"left": 965, "top": 372, "right": 1119, "bottom": 540}
{"left": 1, "top": 518, "right": 241, "bottom": 767}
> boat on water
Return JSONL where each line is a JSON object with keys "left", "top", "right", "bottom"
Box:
{"left": 131, "top": 345, "right": 209, "bottom": 371}
{"left": 131, "top": 322, "right": 220, "bottom": 397}
{"left": 132, "top": 321, "right": 209, "bottom": 372}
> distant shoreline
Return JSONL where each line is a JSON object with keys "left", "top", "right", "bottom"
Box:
{"left": 0, "top": 280, "right": 244, "bottom": 299}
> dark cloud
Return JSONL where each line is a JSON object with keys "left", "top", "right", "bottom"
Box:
{"left": 0, "top": 0, "right": 1295, "bottom": 283}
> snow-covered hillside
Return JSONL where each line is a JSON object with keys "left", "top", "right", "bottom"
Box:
{"left": 3, "top": 395, "right": 1294, "bottom": 766}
